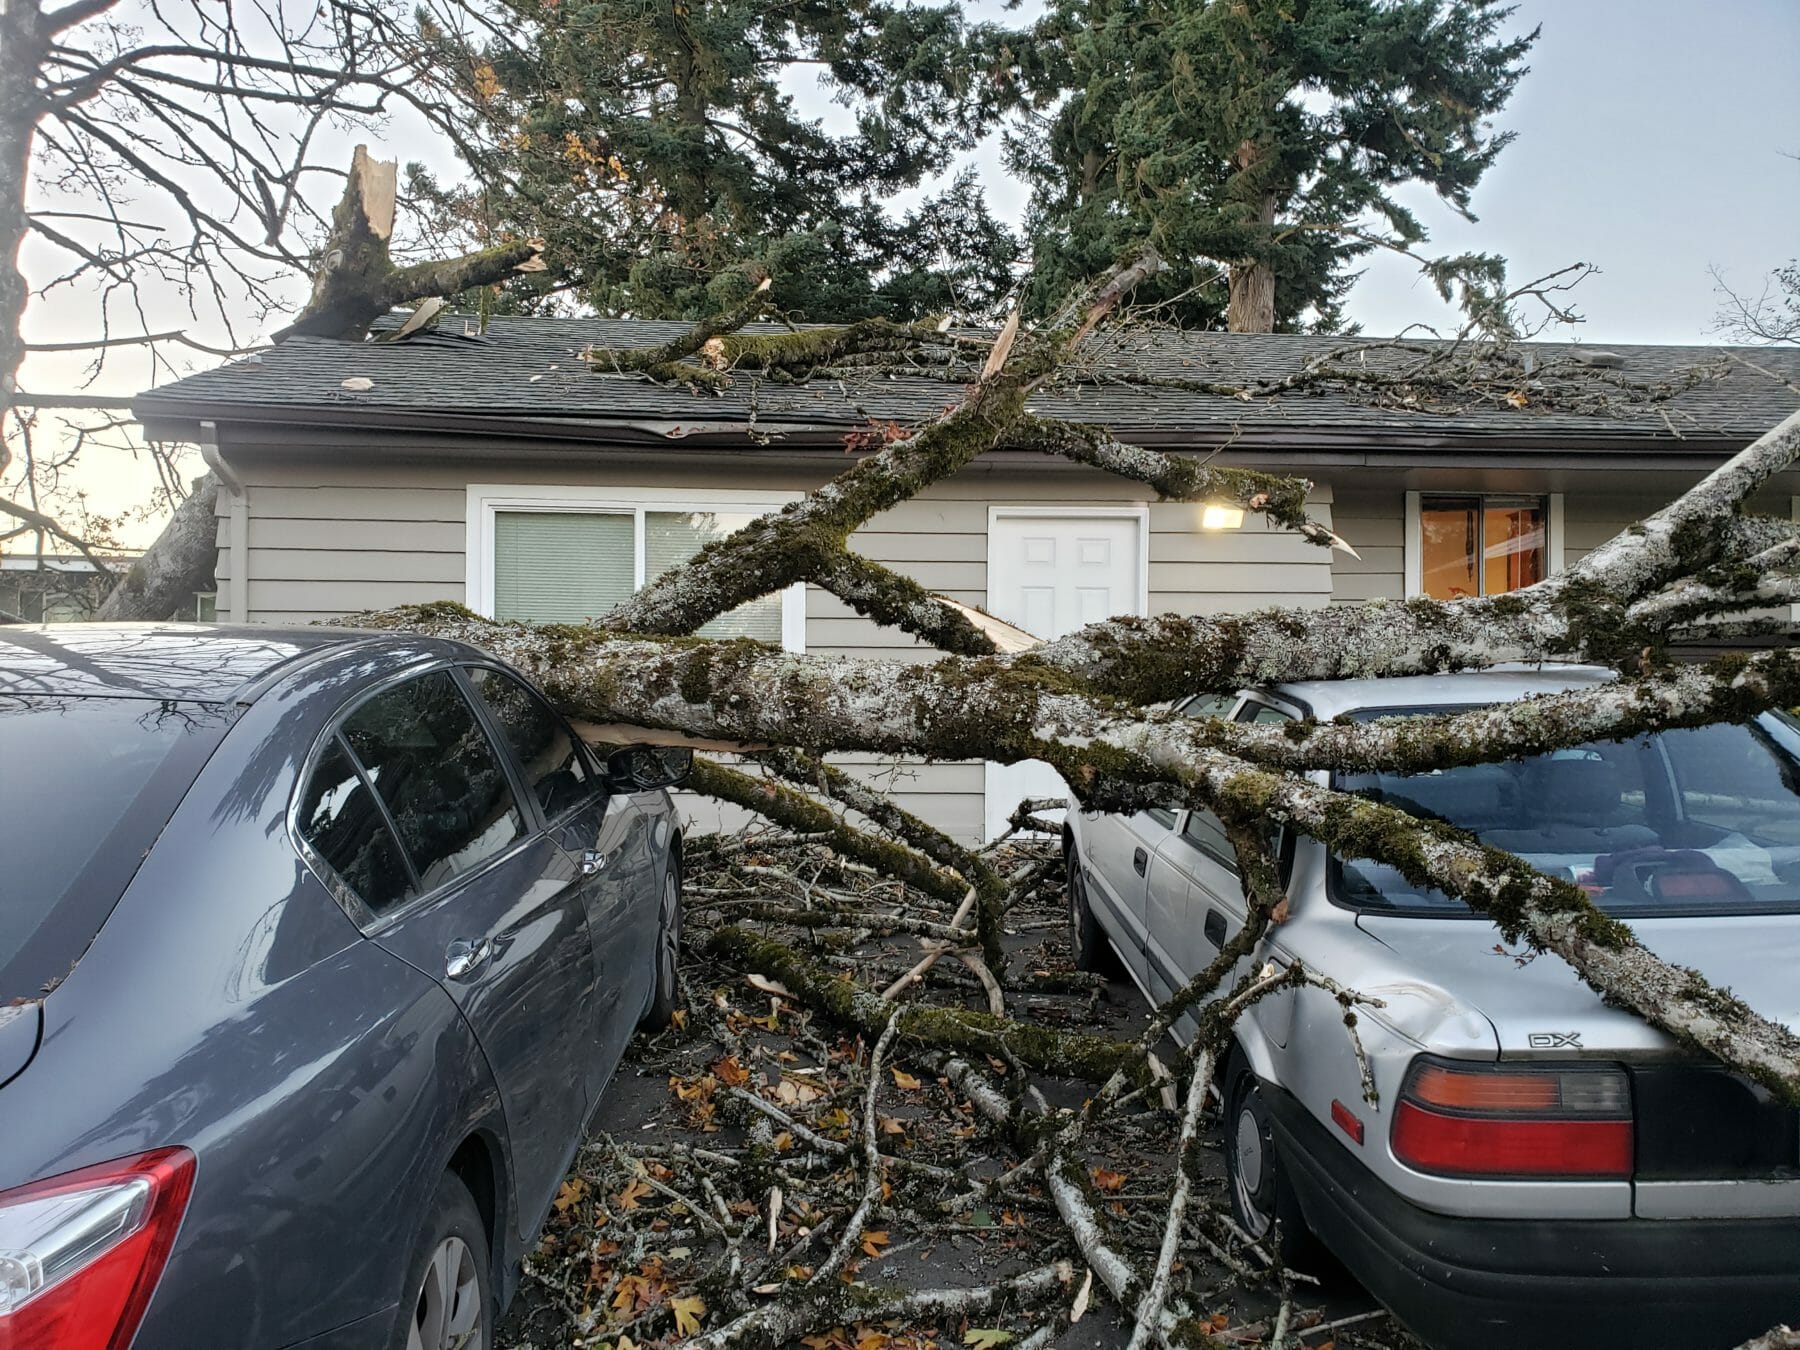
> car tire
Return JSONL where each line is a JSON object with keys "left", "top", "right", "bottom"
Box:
{"left": 392, "top": 1173, "right": 492, "bottom": 1350}
{"left": 641, "top": 865, "right": 683, "bottom": 1030}
{"left": 1222, "top": 1047, "right": 1323, "bottom": 1271}
{"left": 1066, "top": 843, "right": 1118, "bottom": 974}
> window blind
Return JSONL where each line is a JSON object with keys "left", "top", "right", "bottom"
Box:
{"left": 645, "top": 510, "right": 783, "bottom": 643}
{"left": 493, "top": 511, "right": 633, "bottom": 623}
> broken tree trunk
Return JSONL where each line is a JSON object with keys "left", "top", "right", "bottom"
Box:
{"left": 273, "top": 146, "right": 544, "bottom": 342}
{"left": 96, "top": 473, "right": 219, "bottom": 621}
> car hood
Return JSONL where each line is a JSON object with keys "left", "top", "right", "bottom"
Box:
{"left": 0, "top": 1001, "right": 40, "bottom": 1090}
{"left": 1356, "top": 912, "right": 1800, "bottom": 1056}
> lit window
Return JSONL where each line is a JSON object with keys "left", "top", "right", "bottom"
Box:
{"left": 1419, "top": 495, "right": 1547, "bottom": 601}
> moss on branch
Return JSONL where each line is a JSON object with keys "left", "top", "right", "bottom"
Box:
{"left": 706, "top": 926, "right": 1148, "bottom": 1086}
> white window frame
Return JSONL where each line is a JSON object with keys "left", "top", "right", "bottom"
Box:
{"left": 1404, "top": 490, "right": 1564, "bottom": 599}
{"left": 465, "top": 483, "right": 807, "bottom": 651}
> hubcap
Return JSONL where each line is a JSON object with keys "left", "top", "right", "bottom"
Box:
{"left": 407, "top": 1235, "right": 483, "bottom": 1350}
{"left": 1233, "top": 1101, "right": 1271, "bottom": 1236}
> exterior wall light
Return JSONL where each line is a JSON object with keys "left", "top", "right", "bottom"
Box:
{"left": 1200, "top": 504, "right": 1246, "bottom": 531}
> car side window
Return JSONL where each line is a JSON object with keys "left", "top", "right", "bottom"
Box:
{"left": 1180, "top": 808, "right": 1238, "bottom": 872}
{"left": 297, "top": 737, "right": 417, "bottom": 915}
{"left": 341, "top": 669, "right": 527, "bottom": 891}
{"left": 465, "top": 665, "right": 597, "bottom": 821}
{"left": 1242, "top": 703, "right": 1293, "bottom": 725}
{"left": 1145, "top": 808, "right": 1178, "bottom": 829}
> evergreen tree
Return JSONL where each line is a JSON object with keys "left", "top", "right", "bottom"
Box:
{"left": 414, "top": 0, "right": 1021, "bottom": 322}
{"left": 1007, "top": 0, "right": 1537, "bottom": 331}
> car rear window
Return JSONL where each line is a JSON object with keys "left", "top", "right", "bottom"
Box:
{"left": 0, "top": 695, "right": 230, "bottom": 1002}
{"left": 1331, "top": 709, "right": 1800, "bottom": 918}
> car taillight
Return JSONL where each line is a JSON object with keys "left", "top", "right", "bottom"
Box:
{"left": 0, "top": 1148, "right": 194, "bottom": 1349}
{"left": 1391, "top": 1058, "right": 1632, "bottom": 1179}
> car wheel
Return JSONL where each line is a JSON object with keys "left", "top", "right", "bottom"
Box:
{"left": 642, "top": 866, "right": 683, "bottom": 1029}
{"left": 394, "top": 1174, "right": 491, "bottom": 1350}
{"left": 1066, "top": 844, "right": 1118, "bottom": 974}
{"left": 1222, "top": 1048, "right": 1318, "bottom": 1269}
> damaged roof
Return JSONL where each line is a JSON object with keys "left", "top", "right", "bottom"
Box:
{"left": 132, "top": 314, "right": 1800, "bottom": 452}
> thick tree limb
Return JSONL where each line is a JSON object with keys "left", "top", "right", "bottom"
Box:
{"left": 94, "top": 472, "right": 219, "bottom": 619}
{"left": 359, "top": 606, "right": 1800, "bottom": 1101}
{"left": 274, "top": 148, "right": 542, "bottom": 341}
{"left": 687, "top": 757, "right": 966, "bottom": 906}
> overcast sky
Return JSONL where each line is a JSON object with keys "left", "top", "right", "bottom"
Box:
{"left": 11, "top": 0, "right": 1798, "bottom": 546}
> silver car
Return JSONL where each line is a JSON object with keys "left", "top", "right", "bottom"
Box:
{"left": 1064, "top": 666, "right": 1800, "bottom": 1350}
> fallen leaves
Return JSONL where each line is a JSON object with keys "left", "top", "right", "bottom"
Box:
{"left": 669, "top": 1293, "right": 707, "bottom": 1336}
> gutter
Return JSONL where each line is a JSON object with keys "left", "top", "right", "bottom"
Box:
{"left": 198, "top": 422, "right": 249, "bottom": 623}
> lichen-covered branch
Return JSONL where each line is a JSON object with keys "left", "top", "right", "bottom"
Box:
{"left": 754, "top": 747, "right": 1009, "bottom": 968}
{"left": 353, "top": 604, "right": 1800, "bottom": 1101}
{"left": 704, "top": 926, "right": 1146, "bottom": 1085}
{"left": 687, "top": 756, "right": 967, "bottom": 907}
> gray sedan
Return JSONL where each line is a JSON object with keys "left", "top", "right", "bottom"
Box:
{"left": 0, "top": 624, "right": 687, "bottom": 1349}
{"left": 1065, "top": 666, "right": 1800, "bottom": 1350}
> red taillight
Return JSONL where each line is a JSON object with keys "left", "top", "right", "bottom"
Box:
{"left": 0, "top": 1148, "right": 194, "bottom": 1350}
{"left": 1391, "top": 1059, "right": 1632, "bottom": 1180}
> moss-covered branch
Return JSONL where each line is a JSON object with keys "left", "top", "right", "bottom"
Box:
{"left": 706, "top": 925, "right": 1148, "bottom": 1085}
{"left": 352, "top": 603, "right": 1800, "bottom": 1101}
{"left": 754, "top": 747, "right": 1009, "bottom": 969}
{"left": 688, "top": 756, "right": 966, "bottom": 906}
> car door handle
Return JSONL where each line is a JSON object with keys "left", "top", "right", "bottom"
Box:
{"left": 445, "top": 937, "right": 494, "bottom": 981}
{"left": 581, "top": 848, "right": 608, "bottom": 877}
{"left": 1203, "top": 908, "right": 1227, "bottom": 947}
{"left": 1132, "top": 847, "right": 1148, "bottom": 877}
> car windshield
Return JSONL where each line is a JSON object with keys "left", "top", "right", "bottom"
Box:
{"left": 1330, "top": 708, "right": 1800, "bottom": 917}
{"left": 0, "top": 695, "right": 231, "bottom": 1001}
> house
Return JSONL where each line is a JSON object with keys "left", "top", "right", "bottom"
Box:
{"left": 132, "top": 319, "right": 1800, "bottom": 842}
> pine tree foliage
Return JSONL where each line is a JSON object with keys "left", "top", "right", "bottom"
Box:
{"left": 1005, "top": 0, "right": 1538, "bottom": 331}
{"left": 412, "top": 0, "right": 1023, "bottom": 322}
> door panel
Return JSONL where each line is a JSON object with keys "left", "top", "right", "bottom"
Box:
{"left": 370, "top": 841, "right": 596, "bottom": 1237}
{"left": 551, "top": 793, "right": 654, "bottom": 1080}
{"left": 1081, "top": 809, "right": 1173, "bottom": 988}
{"left": 985, "top": 513, "right": 1144, "bottom": 838}
{"left": 335, "top": 667, "right": 598, "bottom": 1237}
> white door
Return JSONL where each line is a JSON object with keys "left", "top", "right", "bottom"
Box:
{"left": 984, "top": 511, "right": 1145, "bottom": 839}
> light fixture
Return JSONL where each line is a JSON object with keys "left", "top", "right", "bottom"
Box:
{"left": 1200, "top": 503, "right": 1245, "bottom": 531}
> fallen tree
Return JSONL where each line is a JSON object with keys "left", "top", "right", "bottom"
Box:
{"left": 112, "top": 228, "right": 1788, "bottom": 1343}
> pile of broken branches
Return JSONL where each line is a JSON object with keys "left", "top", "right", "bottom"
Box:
{"left": 499, "top": 827, "right": 1411, "bottom": 1350}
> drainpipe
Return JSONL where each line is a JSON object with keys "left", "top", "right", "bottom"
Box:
{"left": 198, "top": 422, "right": 248, "bottom": 623}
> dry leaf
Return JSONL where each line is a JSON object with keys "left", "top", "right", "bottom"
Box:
{"left": 552, "top": 1178, "right": 586, "bottom": 1213}
{"left": 1070, "top": 1267, "right": 1093, "bottom": 1323}
{"left": 669, "top": 1293, "right": 707, "bottom": 1336}
{"left": 859, "top": 1229, "right": 890, "bottom": 1258}
{"left": 1090, "top": 1167, "right": 1128, "bottom": 1193}
{"left": 747, "top": 973, "right": 795, "bottom": 998}
{"left": 891, "top": 1067, "right": 923, "bottom": 1091}
{"left": 615, "top": 1178, "right": 651, "bottom": 1211}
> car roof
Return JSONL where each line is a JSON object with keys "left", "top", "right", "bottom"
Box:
{"left": 1269, "top": 662, "right": 1616, "bottom": 719}
{"left": 0, "top": 623, "right": 384, "bottom": 702}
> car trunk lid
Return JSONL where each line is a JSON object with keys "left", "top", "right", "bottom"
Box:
{"left": 1358, "top": 913, "right": 1800, "bottom": 1215}
{"left": 0, "top": 1002, "right": 40, "bottom": 1092}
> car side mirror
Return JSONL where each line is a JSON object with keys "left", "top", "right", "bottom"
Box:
{"left": 604, "top": 745, "right": 693, "bottom": 792}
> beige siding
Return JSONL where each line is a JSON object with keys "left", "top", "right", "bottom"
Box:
{"left": 219, "top": 454, "right": 1333, "bottom": 842}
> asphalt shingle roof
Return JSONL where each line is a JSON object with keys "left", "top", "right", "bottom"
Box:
{"left": 133, "top": 315, "right": 1800, "bottom": 448}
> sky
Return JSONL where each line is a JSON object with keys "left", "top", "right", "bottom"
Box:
{"left": 10, "top": 0, "right": 1799, "bottom": 547}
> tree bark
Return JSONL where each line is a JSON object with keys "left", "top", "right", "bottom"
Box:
{"left": 96, "top": 473, "right": 219, "bottom": 620}
{"left": 1226, "top": 190, "right": 1278, "bottom": 333}
{"left": 273, "top": 147, "right": 543, "bottom": 342}
{"left": 0, "top": 0, "right": 49, "bottom": 444}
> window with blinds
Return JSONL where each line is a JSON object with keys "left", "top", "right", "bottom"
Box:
{"left": 492, "top": 507, "right": 785, "bottom": 644}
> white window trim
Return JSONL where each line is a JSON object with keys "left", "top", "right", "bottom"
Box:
{"left": 1404, "top": 490, "right": 1564, "bottom": 599}
{"left": 465, "top": 483, "right": 807, "bottom": 651}
{"left": 985, "top": 505, "right": 1152, "bottom": 619}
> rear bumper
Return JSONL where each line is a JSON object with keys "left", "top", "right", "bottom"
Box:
{"left": 1265, "top": 1086, "right": 1800, "bottom": 1350}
